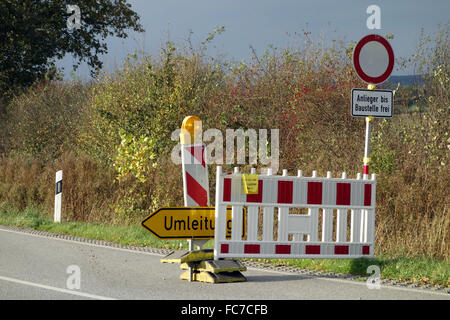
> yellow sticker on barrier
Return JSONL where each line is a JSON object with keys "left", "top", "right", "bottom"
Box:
{"left": 242, "top": 174, "right": 259, "bottom": 194}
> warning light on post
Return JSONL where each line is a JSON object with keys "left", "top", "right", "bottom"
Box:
{"left": 180, "top": 116, "right": 202, "bottom": 144}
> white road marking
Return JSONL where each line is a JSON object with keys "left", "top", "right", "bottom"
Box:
{"left": 0, "top": 275, "right": 115, "bottom": 300}
{"left": 0, "top": 226, "right": 166, "bottom": 257}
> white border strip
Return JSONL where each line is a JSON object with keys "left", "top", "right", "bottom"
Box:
{"left": 0, "top": 275, "right": 115, "bottom": 300}
{"left": 0, "top": 226, "right": 167, "bottom": 257}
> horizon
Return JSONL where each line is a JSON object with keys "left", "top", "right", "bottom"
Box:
{"left": 57, "top": 0, "right": 449, "bottom": 80}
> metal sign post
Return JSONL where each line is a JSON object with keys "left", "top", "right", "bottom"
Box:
{"left": 363, "top": 115, "right": 372, "bottom": 179}
{"left": 352, "top": 34, "right": 395, "bottom": 178}
{"left": 363, "top": 84, "right": 375, "bottom": 179}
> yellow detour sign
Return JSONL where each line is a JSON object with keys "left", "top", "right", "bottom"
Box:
{"left": 141, "top": 207, "right": 246, "bottom": 239}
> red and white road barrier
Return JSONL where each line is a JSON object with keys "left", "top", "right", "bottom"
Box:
{"left": 181, "top": 144, "right": 209, "bottom": 207}
{"left": 214, "top": 166, "right": 376, "bottom": 260}
{"left": 179, "top": 116, "right": 211, "bottom": 281}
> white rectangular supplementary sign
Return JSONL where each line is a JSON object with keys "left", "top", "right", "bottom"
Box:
{"left": 351, "top": 88, "right": 393, "bottom": 118}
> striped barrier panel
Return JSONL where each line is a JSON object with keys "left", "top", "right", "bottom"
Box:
{"left": 213, "top": 166, "right": 376, "bottom": 260}
{"left": 181, "top": 143, "right": 209, "bottom": 207}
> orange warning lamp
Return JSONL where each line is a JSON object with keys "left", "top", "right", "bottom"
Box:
{"left": 180, "top": 116, "right": 201, "bottom": 144}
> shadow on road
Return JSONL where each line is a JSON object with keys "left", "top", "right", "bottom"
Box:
{"left": 245, "top": 274, "right": 313, "bottom": 283}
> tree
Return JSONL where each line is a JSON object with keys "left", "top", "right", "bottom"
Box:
{"left": 0, "top": 0, "right": 144, "bottom": 95}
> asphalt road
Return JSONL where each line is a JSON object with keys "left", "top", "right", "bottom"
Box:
{"left": 0, "top": 226, "right": 448, "bottom": 300}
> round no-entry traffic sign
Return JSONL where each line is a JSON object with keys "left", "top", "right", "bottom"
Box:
{"left": 353, "top": 34, "right": 394, "bottom": 85}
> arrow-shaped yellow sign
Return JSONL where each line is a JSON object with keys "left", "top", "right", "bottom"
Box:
{"left": 141, "top": 207, "right": 246, "bottom": 239}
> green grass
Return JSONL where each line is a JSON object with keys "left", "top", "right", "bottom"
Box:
{"left": 0, "top": 203, "right": 448, "bottom": 288}
{"left": 0, "top": 203, "right": 190, "bottom": 250}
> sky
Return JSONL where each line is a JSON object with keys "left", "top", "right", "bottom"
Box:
{"left": 57, "top": 0, "right": 449, "bottom": 79}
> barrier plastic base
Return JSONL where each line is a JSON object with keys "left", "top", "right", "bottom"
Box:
{"left": 161, "top": 249, "right": 247, "bottom": 283}
{"left": 180, "top": 259, "right": 247, "bottom": 273}
{"left": 180, "top": 270, "right": 246, "bottom": 283}
{"left": 160, "top": 249, "right": 214, "bottom": 264}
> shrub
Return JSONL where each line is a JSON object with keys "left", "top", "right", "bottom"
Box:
{"left": 5, "top": 81, "right": 90, "bottom": 161}
{"left": 81, "top": 44, "right": 225, "bottom": 166}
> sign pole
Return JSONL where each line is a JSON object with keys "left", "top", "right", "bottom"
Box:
{"left": 362, "top": 85, "right": 375, "bottom": 245}
{"left": 363, "top": 116, "right": 372, "bottom": 179}
{"left": 363, "top": 82, "right": 373, "bottom": 180}
{"left": 363, "top": 84, "right": 375, "bottom": 179}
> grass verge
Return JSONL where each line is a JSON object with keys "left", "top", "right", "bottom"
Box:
{"left": 0, "top": 203, "right": 448, "bottom": 288}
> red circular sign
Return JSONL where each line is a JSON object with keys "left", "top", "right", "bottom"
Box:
{"left": 353, "top": 34, "right": 394, "bottom": 84}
